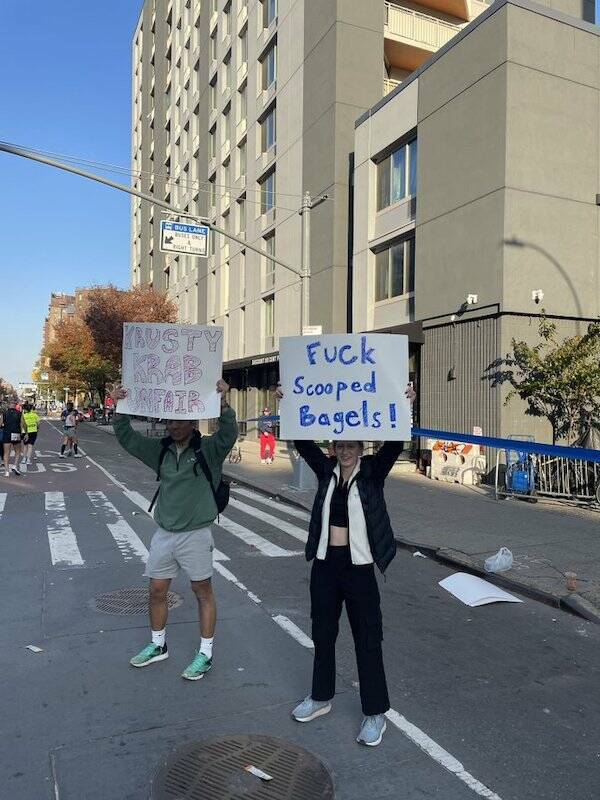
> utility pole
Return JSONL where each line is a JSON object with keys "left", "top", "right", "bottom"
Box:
{"left": 292, "top": 190, "right": 328, "bottom": 491}
{"left": 298, "top": 190, "right": 327, "bottom": 334}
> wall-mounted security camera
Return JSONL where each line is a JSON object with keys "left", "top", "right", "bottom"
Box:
{"left": 532, "top": 289, "right": 544, "bottom": 304}
{"left": 466, "top": 294, "right": 478, "bottom": 305}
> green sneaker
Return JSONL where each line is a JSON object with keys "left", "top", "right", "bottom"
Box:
{"left": 182, "top": 651, "right": 212, "bottom": 681}
{"left": 130, "top": 642, "right": 168, "bottom": 668}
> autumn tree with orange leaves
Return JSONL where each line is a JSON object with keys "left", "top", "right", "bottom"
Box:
{"left": 43, "top": 285, "right": 178, "bottom": 404}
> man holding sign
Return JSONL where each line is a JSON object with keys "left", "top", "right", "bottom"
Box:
{"left": 110, "top": 322, "right": 237, "bottom": 681}
{"left": 278, "top": 333, "right": 414, "bottom": 747}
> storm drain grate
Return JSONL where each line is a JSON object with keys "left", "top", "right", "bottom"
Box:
{"left": 152, "top": 734, "right": 335, "bottom": 800}
{"left": 95, "top": 587, "right": 183, "bottom": 615}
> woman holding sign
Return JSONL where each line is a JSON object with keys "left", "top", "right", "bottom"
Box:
{"left": 277, "top": 384, "right": 415, "bottom": 747}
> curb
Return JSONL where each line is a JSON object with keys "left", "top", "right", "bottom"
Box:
{"left": 223, "top": 469, "right": 600, "bottom": 625}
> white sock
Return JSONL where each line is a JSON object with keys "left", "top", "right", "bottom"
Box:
{"left": 151, "top": 628, "right": 166, "bottom": 648}
{"left": 200, "top": 637, "right": 214, "bottom": 659}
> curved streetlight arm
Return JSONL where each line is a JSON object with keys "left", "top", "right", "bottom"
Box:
{"left": 0, "top": 141, "right": 304, "bottom": 278}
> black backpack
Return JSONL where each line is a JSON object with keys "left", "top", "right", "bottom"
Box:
{"left": 148, "top": 431, "right": 230, "bottom": 515}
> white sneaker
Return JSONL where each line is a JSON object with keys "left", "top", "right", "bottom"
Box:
{"left": 27, "top": 459, "right": 32, "bottom": 466}
{"left": 4, "top": 469, "right": 9, "bottom": 478}
{"left": 10, "top": 466, "right": 22, "bottom": 476}
{"left": 59, "top": 453, "right": 66, "bottom": 459}
{"left": 74, "top": 453, "right": 82, "bottom": 458}
{"left": 261, "top": 459, "right": 266, "bottom": 464}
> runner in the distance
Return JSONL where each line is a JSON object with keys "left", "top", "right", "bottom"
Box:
{"left": 1, "top": 399, "right": 25, "bottom": 477}
{"left": 21, "top": 403, "right": 40, "bottom": 468}
{"left": 258, "top": 407, "right": 276, "bottom": 464}
{"left": 110, "top": 379, "right": 237, "bottom": 680}
{"left": 59, "top": 402, "right": 82, "bottom": 458}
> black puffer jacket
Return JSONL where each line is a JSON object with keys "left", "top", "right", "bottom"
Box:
{"left": 294, "top": 440, "right": 403, "bottom": 574}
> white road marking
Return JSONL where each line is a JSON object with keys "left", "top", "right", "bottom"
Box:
{"left": 217, "top": 514, "right": 303, "bottom": 558}
{"left": 44, "top": 492, "right": 84, "bottom": 567}
{"left": 86, "top": 492, "right": 149, "bottom": 563}
{"left": 228, "top": 497, "right": 307, "bottom": 543}
{"left": 384, "top": 710, "right": 502, "bottom": 799}
{"left": 231, "top": 487, "right": 310, "bottom": 521}
{"left": 213, "top": 548, "right": 230, "bottom": 562}
{"left": 272, "top": 614, "right": 314, "bottom": 649}
{"left": 0, "top": 493, "right": 6, "bottom": 520}
{"left": 213, "top": 562, "right": 261, "bottom": 603}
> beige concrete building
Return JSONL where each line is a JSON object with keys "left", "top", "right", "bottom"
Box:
{"left": 131, "top": 0, "right": 496, "bottom": 434}
{"left": 353, "top": 0, "right": 598, "bottom": 444}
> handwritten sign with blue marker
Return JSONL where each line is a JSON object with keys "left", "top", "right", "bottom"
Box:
{"left": 118, "top": 322, "right": 223, "bottom": 420}
{"left": 279, "top": 333, "right": 411, "bottom": 441}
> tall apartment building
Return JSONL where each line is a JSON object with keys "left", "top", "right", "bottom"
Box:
{"left": 353, "top": 0, "right": 598, "bottom": 444}
{"left": 43, "top": 293, "right": 76, "bottom": 352}
{"left": 131, "top": 0, "right": 493, "bottom": 432}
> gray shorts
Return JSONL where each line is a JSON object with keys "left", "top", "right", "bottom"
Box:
{"left": 144, "top": 526, "right": 214, "bottom": 582}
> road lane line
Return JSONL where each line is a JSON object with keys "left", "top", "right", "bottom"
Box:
{"left": 231, "top": 487, "right": 311, "bottom": 521}
{"left": 0, "top": 493, "right": 6, "bottom": 520}
{"left": 228, "top": 498, "right": 307, "bottom": 543}
{"left": 384, "top": 710, "right": 502, "bottom": 799}
{"left": 213, "top": 562, "right": 261, "bottom": 603}
{"left": 217, "top": 514, "right": 303, "bottom": 558}
{"left": 86, "top": 491, "right": 149, "bottom": 563}
{"left": 44, "top": 492, "right": 84, "bottom": 567}
{"left": 272, "top": 615, "right": 314, "bottom": 649}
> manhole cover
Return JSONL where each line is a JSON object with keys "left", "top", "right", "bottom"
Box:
{"left": 152, "top": 734, "right": 334, "bottom": 799}
{"left": 95, "top": 587, "right": 183, "bottom": 615}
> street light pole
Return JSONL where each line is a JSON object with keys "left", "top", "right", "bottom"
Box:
{"left": 298, "top": 191, "right": 327, "bottom": 335}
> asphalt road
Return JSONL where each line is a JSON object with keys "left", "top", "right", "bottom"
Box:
{"left": 2, "top": 419, "right": 599, "bottom": 800}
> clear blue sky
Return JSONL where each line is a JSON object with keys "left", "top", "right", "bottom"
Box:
{"left": 0, "top": 1, "right": 143, "bottom": 388}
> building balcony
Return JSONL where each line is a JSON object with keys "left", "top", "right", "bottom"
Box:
{"left": 192, "top": 134, "right": 200, "bottom": 155}
{"left": 384, "top": 2, "right": 463, "bottom": 72}
{"left": 237, "top": 61, "right": 248, "bottom": 87}
{"left": 238, "top": 3, "right": 248, "bottom": 28}
{"left": 383, "top": 77, "right": 401, "bottom": 95}
{"left": 235, "top": 118, "right": 247, "bottom": 142}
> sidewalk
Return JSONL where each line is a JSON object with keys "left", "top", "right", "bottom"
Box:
{"left": 223, "top": 437, "right": 600, "bottom": 623}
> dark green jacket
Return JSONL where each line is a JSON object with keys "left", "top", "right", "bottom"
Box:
{"left": 113, "top": 407, "right": 238, "bottom": 532}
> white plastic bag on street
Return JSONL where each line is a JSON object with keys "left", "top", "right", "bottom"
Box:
{"left": 484, "top": 547, "right": 513, "bottom": 573}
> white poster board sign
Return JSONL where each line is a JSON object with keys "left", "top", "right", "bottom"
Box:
{"left": 279, "top": 333, "right": 411, "bottom": 441}
{"left": 117, "top": 322, "right": 223, "bottom": 420}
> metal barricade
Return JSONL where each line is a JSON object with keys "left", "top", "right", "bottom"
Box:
{"left": 536, "top": 455, "right": 600, "bottom": 502}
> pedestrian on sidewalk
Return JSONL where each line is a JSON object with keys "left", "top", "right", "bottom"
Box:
{"left": 110, "top": 379, "right": 237, "bottom": 680}
{"left": 59, "top": 403, "right": 82, "bottom": 458}
{"left": 258, "top": 407, "right": 276, "bottom": 464}
{"left": 280, "top": 383, "right": 416, "bottom": 747}
{"left": 1, "top": 399, "right": 25, "bottom": 477}
{"left": 21, "top": 403, "right": 40, "bottom": 468}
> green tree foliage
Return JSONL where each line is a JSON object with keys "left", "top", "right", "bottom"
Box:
{"left": 496, "top": 315, "right": 600, "bottom": 444}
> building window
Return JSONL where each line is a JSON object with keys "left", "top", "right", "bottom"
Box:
{"left": 222, "top": 52, "right": 232, "bottom": 91}
{"left": 210, "top": 31, "right": 217, "bottom": 61}
{"left": 377, "top": 138, "right": 417, "bottom": 211}
{"left": 239, "top": 250, "right": 246, "bottom": 301}
{"left": 260, "top": 42, "right": 276, "bottom": 90}
{"left": 209, "top": 174, "right": 216, "bottom": 210}
{"left": 237, "top": 139, "right": 246, "bottom": 179}
{"left": 223, "top": 2, "right": 231, "bottom": 37}
{"left": 222, "top": 261, "right": 230, "bottom": 312}
{"left": 263, "top": 232, "right": 275, "bottom": 289}
{"left": 240, "top": 306, "right": 246, "bottom": 359}
{"left": 261, "top": 106, "right": 276, "bottom": 153}
{"left": 222, "top": 104, "right": 231, "bottom": 146}
{"left": 262, "top": 0, "right": 277, "bottom": 28}
{"left": 210, "top": 77, "right": 217, "bottom": 110}
{"left": 263, "top": 294, "right": 274, "bottom": 345}
{"left": 239, "top": 28, "right": 248, "bottom": 67}
{"left": 209, "top": 125, "right": 216, "bottom": 158}
{"left": 259, "top": 169, "right": 275, "bottom": 214}
{"left": 237, "top": 196, "right": 246, "bottom": 233}
{"left": 164, "top": 267, "right": 170, "bottom": 291}
{"left": 374, "top": 236, "right": 415, "bottom": 302}
{"left": 238, "top": 84, "right": 247, "bottom": 122}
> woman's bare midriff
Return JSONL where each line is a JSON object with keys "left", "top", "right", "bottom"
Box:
{"left": 329, "top": 525, "right": 349, "bottom": 546}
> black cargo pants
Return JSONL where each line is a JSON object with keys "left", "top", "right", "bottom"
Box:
{"left": 310, "top": 545, "right": 390, "bottom": 716}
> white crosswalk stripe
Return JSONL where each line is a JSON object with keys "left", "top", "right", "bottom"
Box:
{"left": 86, "top": 492, "right": 149, "bottom": 563}
{"left": 44, "top": 492, "right": 84, "bottom": 567}
{"left": 0, "top": 493, "right": 6, "bottom": 521}
{"left": 228, "top": 497, "right": 308, "bottom": 543}
{"left": 216, "top": 513, "right": 303, "bottom": 558}
{"left": 231, "top": 487, "right": 310, "bottom": 521}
